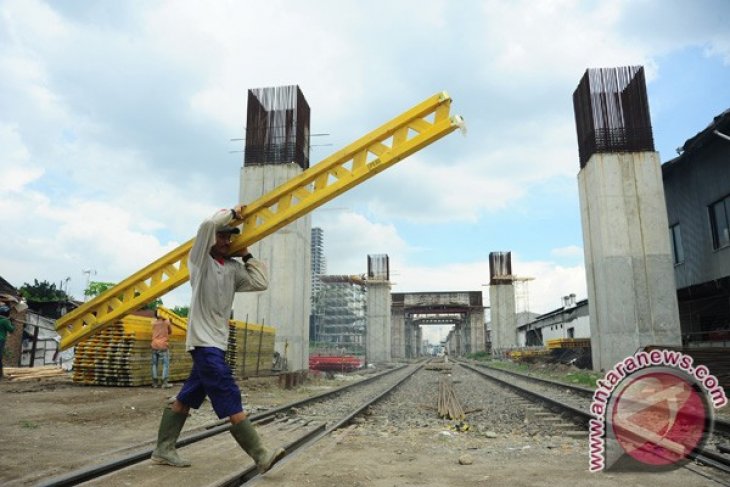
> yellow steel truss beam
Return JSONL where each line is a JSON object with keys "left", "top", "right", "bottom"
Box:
{"left": 156, "top": 306, "right": 188, "bottom": 332}
{"left": 56, "top": 92, "right": 463, "bottom": 350}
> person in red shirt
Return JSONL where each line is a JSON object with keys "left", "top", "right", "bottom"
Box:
{"left": 151, "top": 310, "right": 173, "bottom": 388}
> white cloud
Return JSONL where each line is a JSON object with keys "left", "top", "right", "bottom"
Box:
{"left": 551, "top": 245, "right": 583, "bottom": 259}
{"left": 314, "top": 210, "right": 587, "bottom": 316}
{"left": 0, "top": 123, "right": 44, "bottom": 191}
{"left": 0, "top": 0, "right": 726, "bottom": 323}
{"left": 313, "top": 210, "right": 407, "bottom": 275}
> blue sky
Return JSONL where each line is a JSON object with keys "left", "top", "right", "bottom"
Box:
{"left": 1, "top": 1, "right": 729, "bottom": 344}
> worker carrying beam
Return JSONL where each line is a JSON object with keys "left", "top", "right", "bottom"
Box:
{"left": 151, "top": 204, "right": 286, "bottom": 474}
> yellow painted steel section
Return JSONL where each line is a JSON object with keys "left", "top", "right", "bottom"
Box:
{"left": 229, "top": 319, "right": 276, "bottom": 335}
{"left": 156, "top": 306, "right": 188, "bottom": 332}
{"left": 56, "top": 92, "right": 463, "bottom": 350}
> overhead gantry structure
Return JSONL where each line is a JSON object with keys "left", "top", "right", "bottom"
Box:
{"left": 56, "top": 92, "right": 464, "bottom": 350}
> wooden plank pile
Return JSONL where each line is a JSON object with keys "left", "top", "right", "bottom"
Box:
{"left": 437, "top": 374, "right": 465, "bottom": 420}
{"left": 226, "top": 320, "right": 276, "bottom": 378}
{"left": 72, "top": 315, "right": 191, "bottom": 387}
{"left": 3, "top": 365, "right": 69, "bottom": 382}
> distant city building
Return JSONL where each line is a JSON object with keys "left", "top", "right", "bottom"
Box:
{"left": 311, "top": 227, "right": 326, "bottom": 301}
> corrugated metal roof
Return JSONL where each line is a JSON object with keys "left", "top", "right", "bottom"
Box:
{"left": 663, "top": 108, "right": 730, "bottom": 170}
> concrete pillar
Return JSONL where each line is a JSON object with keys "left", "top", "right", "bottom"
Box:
{"left": 469, "top": 311, "right": 486, "bottom": 353}
{"left": 391, "top": 309, "right": 405, "bottom": 360}
{"left": 366, "top": 281, "right": 392, "bottom": 364}
{"left": 578, "top": 152, "right": 681, "bottom": 371}
{"left": 489, "top": 283, "right": 517, "bottom": 353}
{"left": 416, "top": 326, "right": 423, "bottom": 357}
{"left": 234, "top": 163, "right": 311, "bottom": 372}
{"left": 409, "top": 322, "right": 418, "bottom": 358}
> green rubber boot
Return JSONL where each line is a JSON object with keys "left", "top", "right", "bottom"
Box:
{"left": 151, "top": 407, "right": 191, "bottom": 467}
{"left": 230, "top": 419, "right": 286, "bottom": 474}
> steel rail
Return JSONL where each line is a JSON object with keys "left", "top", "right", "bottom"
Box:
{"left": 460, "top": 362, "right": 730, "bottom": 476}
{"left": 210, "top": 363, "right": 424, "bottom": 487}
{"left": 464, "top": 360, "right": 730, "bottom": 437}
{"left": 38, "top": 365, "right": 407, "bottom": 487}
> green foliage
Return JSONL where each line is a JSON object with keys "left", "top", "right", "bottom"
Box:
{"left": 84, "top": 281, "right": 162, "bottom": 310}
{"left": 19, "top": 279, "right": 69, "bottom": 302}
{"left": 20, "top": 420, "right": 39, "bottom": 429}
{"left": 465, "top": 351, "right": 491, "bottom": 361}
{"left": 489, "top": 360, "right": 531, "bottom": 373}
{"left": 489, "top": 360, "right": 601, "bottom": 388}
{"left": 84, "top": 281, "right": 116, "bottom": 298}
{"left": 171, "top": 306, "right": 189, "bottom": 317}
{"left": 565, "top": 371, "right": 602, "bottom": 388}
{"left": 142, "top": 298, "right": 163, "bottom": 311}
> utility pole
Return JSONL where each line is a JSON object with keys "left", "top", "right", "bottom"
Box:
{"left": 82, "top": 269, "right": 97, "bottom": 302}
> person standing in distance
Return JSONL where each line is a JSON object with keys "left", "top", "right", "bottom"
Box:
{"left": 0, "top": 306, "right": 15, "bottom": 380}
{"left": 151, "top": 205, "right": 286, "bottom": 473}
{"left": 151, "top": 310, "right": 173, "bottom": 388}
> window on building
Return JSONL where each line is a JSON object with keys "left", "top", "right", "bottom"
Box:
{"left": 567, "top": 327, "right": 575, "bottom": 338}
{"left": 709, "top": 196, "right": 730, "bottom": 250}
{"left": 669, "top": 224, "right": 684, "bottom": 264}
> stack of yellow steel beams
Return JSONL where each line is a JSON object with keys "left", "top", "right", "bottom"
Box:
{"left": 72, "top": 315, "right": 191, "bottom": 386}
{"left": 72, "top": 312, "right": 276, "bottom": 386}
{"left": 546, "top": 338, "right": 591, "bottom": 350}
{"left": 226, "top": 320, "right": 276, "bottom": 378}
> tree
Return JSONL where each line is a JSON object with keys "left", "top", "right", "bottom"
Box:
{"left": 171, "top": 306, "right": 189, "bottom": 317}
{"left": 84, "top": 281, "right": 162, "bottom": 310}
{"left": 20, "top": 279, "right": 70, "bottom": 302}
{"left": 84, "top": 281, "right": 116, "bottom": 298}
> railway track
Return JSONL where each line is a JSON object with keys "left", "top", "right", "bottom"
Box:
{"left": 30, "top": 359, "right": 730, "bottom": 486}
{"left": 460, "top": 360, "right": 730, "bottom": 480}
{"left": 39, "top": 363, "right": 420, "bottom": 487}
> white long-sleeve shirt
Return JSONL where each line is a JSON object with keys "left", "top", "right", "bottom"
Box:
{"left": 186, "top": 209, "right": 268, "bottom": 351}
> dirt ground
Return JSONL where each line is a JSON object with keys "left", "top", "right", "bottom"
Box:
{"left": 0, "top": 373, "right": 328, "bottom": 486}
{"left": 1, "top": 371, "right": 728, "bottom": 487}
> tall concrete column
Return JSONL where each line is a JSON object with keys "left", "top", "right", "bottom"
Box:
{"left": 234, "top": 163, "right": 311, "bottom": 372}
{"left": 469, "top": 311, "right": 486, "bottom": 353}
{"left": 579, "top": 152, "right": 681, "bottom": 370}
{"left": 488, "top": 251, "right": 517, "bottom": 354}
{"left": 489, "top": 283, "right": 516, "bottom": 353}
{"left": 409, "top": 322, "right": 418, "bottom": 358}
{"left": 573, "top": 66, "right": 680, "bottom": 372}
{"left": 416, "top": 326, "right": 423, "bottom": 357}
{"left": 459, "top": 320, "right": 469, "bottom": 353}
{"left": 391, "top": 309, "right": 405, "bottom": 359}
{"left": 366, "top": 280, "right": 392, "bottom": 364}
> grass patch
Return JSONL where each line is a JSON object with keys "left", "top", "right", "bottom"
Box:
{"left": 464, "top": 351, "right": 492, "bottom": 362}
{"left": 20, "top": 420, "right": 39, "bottom": 429}
{"left": 564, "top": 371, "right": 602, "bottom": 388}
{"left": 484, "top": 360, "right": 600, "bottom": 388}
{"left": 487, "top": 360, "right": 531, "bottom": 374}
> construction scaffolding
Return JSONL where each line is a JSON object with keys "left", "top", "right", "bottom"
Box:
{"left": 312, "top": 275, "right": 367, "bottom": 354}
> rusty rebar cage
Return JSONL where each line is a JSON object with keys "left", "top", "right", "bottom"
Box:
{"left": 367, "top": 254, "right": 390, "bottom": 281}
{"left": 573, "top": 66, "right": 654, "bottom": 168}
{"left": 489, "top": 251, "right": 512, "bottom": 284}
{"left": 244, "top": 85, "right": 311, "bottom": 169}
